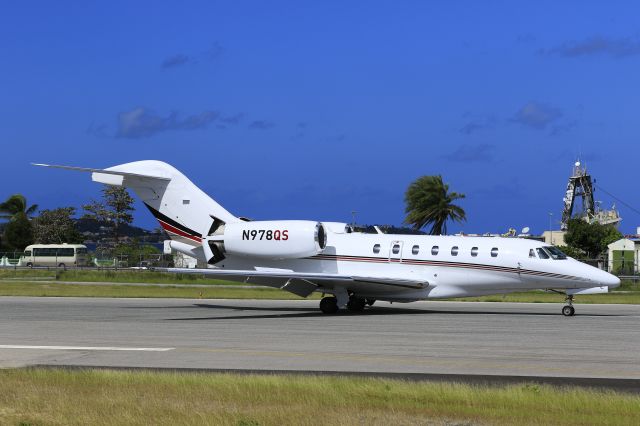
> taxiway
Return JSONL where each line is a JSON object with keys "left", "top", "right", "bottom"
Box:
{"left": 1, "top": 297, "right": 638, "bottom": 383}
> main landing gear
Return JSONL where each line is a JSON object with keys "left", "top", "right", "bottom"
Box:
{"left": 347, "top": 296, "right": 366, "bottom": 312}
{"left": 319, "top": 296, "right": 339, "bottom": 314}
{"left": 562, "top": 294, "right": 575, "bottom": 317}
{"left": 319, "top": 295, "right": 375, "bottom": 314}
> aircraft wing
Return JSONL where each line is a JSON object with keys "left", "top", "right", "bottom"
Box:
{"left": 155, "top": 267, "right": 428, "bottom": 298}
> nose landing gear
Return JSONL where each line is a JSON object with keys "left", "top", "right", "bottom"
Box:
{"left": 562, "top": 295, "right": 575, "bottom": 317}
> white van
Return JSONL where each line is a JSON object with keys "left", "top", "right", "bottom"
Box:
{"left": 21, "top": 244, "right": 88, "bottom": 268}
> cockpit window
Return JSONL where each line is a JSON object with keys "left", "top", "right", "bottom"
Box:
{"left": 545, "top": 246, "right": 567, "bottom": 260}
{"left": 529, "top": 249, "right": 536, "bottom": 258}
{"left": 536, "top": 248, "right": 550, "bottom": 259}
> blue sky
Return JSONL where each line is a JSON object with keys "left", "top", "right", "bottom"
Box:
{"left": 2, "top": 1, "right": 639, "bottom": 234}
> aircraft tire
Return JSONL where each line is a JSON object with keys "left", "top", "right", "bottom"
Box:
{"left": 347, "top": 296, "right": 366, "bottom": 312}
{"left": 562, "top": 305, "right": 575, "bottom": 317}
{"left": 319, "top": 297, "right": 339, "bottom": 314}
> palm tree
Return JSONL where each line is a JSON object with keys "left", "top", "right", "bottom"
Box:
{"left": 0, "top": 194, "right": 37, "bottom": 250}
{"left": 0, "top": 194, "right": 38, "bottom": 221}
{"left": 403, "top": 175, "right": 466, "bottom": 235}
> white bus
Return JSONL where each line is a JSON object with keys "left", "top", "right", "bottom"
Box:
{"left": 21, "top": 244, "right": 89, "bottom": 268}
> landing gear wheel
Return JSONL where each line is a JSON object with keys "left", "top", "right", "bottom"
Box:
{"left": 347, "top": 296, "right": 366, "bottom": 312}
{"left": 319, "top": 297, "right": 339, "bottom": 314}
{"left": 562, "top": 294, "right": 575, "bottom": 317}
{"left": 58, "top": 263, "right": 66, "bottom": 269}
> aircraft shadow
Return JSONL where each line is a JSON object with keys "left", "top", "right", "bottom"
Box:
{"left": 164, "top": 303, "right": 620, "bottom": 321}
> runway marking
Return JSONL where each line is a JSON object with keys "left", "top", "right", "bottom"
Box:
{"left": 0, "top": 345, "right": 174, "bottom": 352}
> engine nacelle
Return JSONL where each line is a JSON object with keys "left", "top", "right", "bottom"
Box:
{"left": 222, "top": 220, "right": 327, "bottom": 259}
{"left": 323, "top": 222, "right": 352, "bottom": 234}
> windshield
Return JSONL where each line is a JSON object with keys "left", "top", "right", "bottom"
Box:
{"left": 536, "top": 248, "right": 549, "bottom": 259}
{"left": 544, "top": 246, "right": 567, "bottom": 260}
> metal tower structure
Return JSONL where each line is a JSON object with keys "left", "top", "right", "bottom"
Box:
{"left": 560, "top": 161, "right": 595, "bottom": 231}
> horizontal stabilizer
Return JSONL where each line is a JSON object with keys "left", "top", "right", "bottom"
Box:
{"left": 31, "top": 163, "right": 171, "bottom": 181}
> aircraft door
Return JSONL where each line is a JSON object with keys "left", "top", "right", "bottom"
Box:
{"left": 389, "top": 241, "right": 404, "bottom": 263}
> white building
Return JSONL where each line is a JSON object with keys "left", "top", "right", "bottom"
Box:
{"left": 607, "top": 238, "right": 640, "bottom": 275}
{"left": 542, "top": 230, "right": 566, "bottom": 246}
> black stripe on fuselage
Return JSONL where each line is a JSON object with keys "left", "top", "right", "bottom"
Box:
{"left": 143, "top": 203, "right": 201, "bottom": 239}
{"left": 308, "top": 254, "right": 584, "bottom": 282}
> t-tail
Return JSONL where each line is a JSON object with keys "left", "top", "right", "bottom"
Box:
{"left": 33, "top": 160, "right": 240, "bottom": 262}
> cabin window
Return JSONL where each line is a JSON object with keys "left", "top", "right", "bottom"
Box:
{"left": 451, "top": 246, "right": 459, "bottom": 256}
{"left": 392, "top": 244, "right": 401, "bottom": 255}
{"left": 431, "top": 246, "right": 439, "bottom": 255}
{"left": 491, "top": 247, "right": 499, "bottom": 257}
{"left": 471, "top": 247, "right": 478, "bottom": 257}
{"left": 182, "top": 199, "right": 190, "bottom": 205}
{"left": 412, "top": 245, "right": 419, "bottom": 255}
{"left": 373, "top": 244, "right": 381, "bottom": 254}
{"left": 529, "top": 249, "right": 536, "bottom": 258}
{"left": 536, "top": 248, "right": 549, "bottom": 259}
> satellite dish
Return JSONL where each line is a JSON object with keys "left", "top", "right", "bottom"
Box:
{"left": 521, "top": 227, "right": 530, "bottom": 234}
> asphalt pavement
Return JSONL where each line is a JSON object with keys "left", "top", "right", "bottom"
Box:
{"left": 1, "top": 296, "right": 639, "bottom": 389}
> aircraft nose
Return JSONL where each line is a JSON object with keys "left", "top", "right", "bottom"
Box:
{"left": 596, "top": 269, "right": 621, "bottom": 288}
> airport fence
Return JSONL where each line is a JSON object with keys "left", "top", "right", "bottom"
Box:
{"left": 0, "top": 251, "right": 173, "bottom": 270}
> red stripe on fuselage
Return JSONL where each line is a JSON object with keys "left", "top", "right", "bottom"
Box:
{"left": 158, "top": 220, "right": 202, "bottom": 243}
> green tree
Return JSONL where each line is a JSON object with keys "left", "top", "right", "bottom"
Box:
{"left": 3, "top": 213, "right": 33, "bottom": 251}
{"left": 83, "top": 186, "right": 135, "bottom": 245}
{"left": 33, "top": 207, "right": 83, "bottom": 244}
{"left": 556, "top": 245, "right": 585, "bottom": 259}
{"left": 564, "top": 218, "right": 623, "bottom": 258}
{"left": 1, "top": 194, "right": 37, "bottom": 251}
{"left": 0, "top": 194, "right": 38, "bottom": 220}
{"left": 403, "top": 175, "right": 466, "bottom": 235}
{"left": 114, "top": 238, "right": 161, "bottom": 267}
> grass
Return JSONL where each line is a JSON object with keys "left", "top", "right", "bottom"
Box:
{"left": 0, "top": 281, "right": 319, "bottom": 299}
{"left": 0, "top": 368, "right": 638, "bottom": 426}
{"left": 0, "top": 268, "right": 243, "bottom": 285}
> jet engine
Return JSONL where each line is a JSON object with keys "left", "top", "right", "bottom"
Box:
{"left": 206, "top": 220, "right": 327, "bottom": 261}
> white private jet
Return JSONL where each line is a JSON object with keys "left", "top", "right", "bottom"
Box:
{"left": 35, "top": 160, "right": 620, "bottom": 316}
